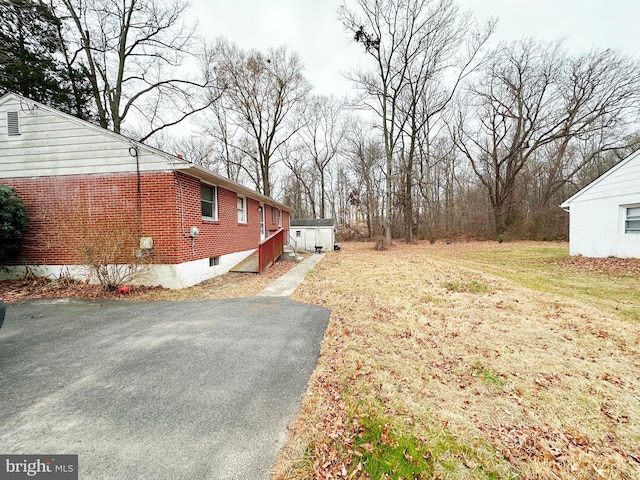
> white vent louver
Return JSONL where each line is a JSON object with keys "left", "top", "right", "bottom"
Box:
{"left": 7, "top": 111, "right": 20, "bottom": 136}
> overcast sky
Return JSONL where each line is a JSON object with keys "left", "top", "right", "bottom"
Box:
{"left": 191, "top": 0, "right": 640, "bottom": 97}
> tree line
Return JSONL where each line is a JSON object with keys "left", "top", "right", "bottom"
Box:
{"left": 2, "top": 0, "right": 639, "bottom": 243}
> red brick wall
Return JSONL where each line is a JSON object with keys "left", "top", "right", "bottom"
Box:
{"left": 180, "top": 173, "right": 261, "bottom": 261}
{"left": 2, "top": 172, "right": 182, "bottom": 265}
{"left": 1, "top": 171, "right": 286, "bottom": 266}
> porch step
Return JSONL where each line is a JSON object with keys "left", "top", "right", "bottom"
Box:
{"left": 281, "top": 251, "right": 302, "bottom": 261}
{"left": 282, "top": 244, "right": 304, "bottom": 262}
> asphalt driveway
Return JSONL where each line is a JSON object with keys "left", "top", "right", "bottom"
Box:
{"left": 0, "top": 297, "right": 330, "bottom": 479}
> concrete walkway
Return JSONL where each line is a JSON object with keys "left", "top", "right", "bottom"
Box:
{"left": 257, "top": 254, "right": 325, "bottom": 297}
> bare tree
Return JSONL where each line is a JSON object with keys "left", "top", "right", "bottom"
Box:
{"left": 57, "top": 0, "right": 214, "bottom": 141}
{"left": 295, "top": 94, "right": 346, "bottom": 218}
{"left": 344, "top": 117, "right": 384, "bottom": 238}
{"left": 209, "top": 39, "right": 311, "bottom": 197}
{"left": 282, "top": 149, "right": 319, "bottom": 218}
{"left": 454, "top": 40, "right": 640, "bottom": 236}
{"left": 340, "top": 0, "right": 493, "bottom": 244}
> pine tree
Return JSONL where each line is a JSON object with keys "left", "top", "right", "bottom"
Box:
{"left": 0, "top": 0, "right": 92, "bottom": 119}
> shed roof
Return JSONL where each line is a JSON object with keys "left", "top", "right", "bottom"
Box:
{"left": 290, "top": 219, "right": 335, "bottom": 227}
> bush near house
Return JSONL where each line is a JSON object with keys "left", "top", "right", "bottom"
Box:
{"left": 0, "top": 184, "right": 28, "bottom": 260}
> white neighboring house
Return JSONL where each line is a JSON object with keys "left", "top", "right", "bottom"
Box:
{"left": 560, "top": 149, "right": 640, "bottom": 258}
{"left": 290, "top": 219, "right": 336, "bottom": 253}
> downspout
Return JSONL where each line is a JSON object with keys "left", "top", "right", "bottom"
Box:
{"left": 129, "top": 146, "right": 142, "bottom": 236}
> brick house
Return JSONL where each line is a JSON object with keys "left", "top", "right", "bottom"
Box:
{"left": 0, "top": 92, "right": 292, "bottom": 288}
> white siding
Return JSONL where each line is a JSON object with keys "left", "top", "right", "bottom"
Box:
{"left": 564, "top": 151, "right": 640, "bottom": 258}
{"left": 0, "top": 95, "right": 177, "bottom": 178}
{"left": 575, "top": 152, "right": 640, "bottom": 202}
{"left": 568, "top": 194, "right": 640, "bottom": 258}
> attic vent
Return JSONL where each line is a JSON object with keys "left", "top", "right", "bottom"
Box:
{"left": 7, "top": 111, "right": 20, "bottom": 136}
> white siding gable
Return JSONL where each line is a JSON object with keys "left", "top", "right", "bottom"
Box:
{"left": 561, "top": 149, "right": 640, "bottom": 258}
{"left": 561, "top": 150, "right": 640, "bottom": 207}
{"left": 0, "top": 93, "right": 178, "bottom": 178}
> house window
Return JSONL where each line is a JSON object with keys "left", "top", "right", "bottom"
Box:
{"left": 271, "top": 206, "right": 276, "bottom": 223}
{"left": 209, "top": 256, "right": 220, "bottom": 267}
{"left": 625, "top": 206, "right": 640, "bottom": 233}
{"left": 7, "top": 111, "right": 20, "bottom": 136}
{"left": 201, "top": 183, "right": 218, "bottom": 220}
{"left": 278, "top": 209, "right": 282, "bottom": 227}
{"left": 237, "top": 196, "right": 247, "bottom": 223}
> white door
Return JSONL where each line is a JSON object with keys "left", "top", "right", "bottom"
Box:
{"left": 259, "top": 206, "right": 266, "bottom": 241}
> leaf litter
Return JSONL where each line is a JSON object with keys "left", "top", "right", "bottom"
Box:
{"left": 274, "top": 241, "right": 640, "bottom": 480}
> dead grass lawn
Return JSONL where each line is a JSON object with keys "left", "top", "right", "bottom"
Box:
{"left": 274, "top": 241, "right": 640, "bottom": 479}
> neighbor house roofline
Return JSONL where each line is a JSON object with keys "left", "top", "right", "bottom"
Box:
{"left": 0, "top": 91, "right": 294, "bottom": 213}
{"left": 560, "top": 148, "right": 640, "bottom": 210}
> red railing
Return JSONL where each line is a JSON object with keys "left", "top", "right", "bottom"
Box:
{"left": 258, "top": 228, "right": 285, "bottom": 273}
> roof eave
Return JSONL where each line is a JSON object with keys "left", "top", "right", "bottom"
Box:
{"left": 1, "top": 92, "right": 294, "bottom": 213}
{"left": 176, "top": 163, "right": 294, "bottom": 213}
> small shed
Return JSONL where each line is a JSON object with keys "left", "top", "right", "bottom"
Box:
{"left": 560, "top": 149, "right": 640, "bottom": 258}
{"left": 290, "top": 219, "right": 336, "bottom": 253}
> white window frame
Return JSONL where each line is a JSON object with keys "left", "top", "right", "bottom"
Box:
{"left": 200, "top": 183, "right": 218, "bottom": 221}
{"left": 624, "top": 205, "right": 640, "bottom": 234}
{"left": 237, "top": 196, "right": 247, "bottom": 223}
{"left": 278, "top": 209, "right": 282, "bottom": 227}
{"left": 271, "top": 206, "right": 276, "bottom": 223}
{"left": 7, "top": 111, "right": 20, "bottom": 136}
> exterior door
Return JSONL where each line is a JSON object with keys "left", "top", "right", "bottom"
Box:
{"left": 259, "top": 205, "right": 265, "bottom": 241}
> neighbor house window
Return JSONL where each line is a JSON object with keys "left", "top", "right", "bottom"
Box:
{"left": 237, "top": 196, "right": 247, "bottom": 223}
{"left": 201, "top": 183, "right": 218, "bottom": 220}
{"left": 278, "top": 209, "right": 282, "bottom": 227}
{"left": 625, "top": 206, "right": 640, "bottom": 233}
{"left": 7, "top": 111, "right": 20, "bottom": 136}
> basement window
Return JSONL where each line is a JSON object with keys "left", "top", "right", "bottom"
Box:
{"left": 209, "top": 256, "right": 220, "bottom": 267}
{"left": 625, "top": 206, "right": 640, "bottom": 234}
{"left": 7, "top": 111, "right": 20, "bottom": 136}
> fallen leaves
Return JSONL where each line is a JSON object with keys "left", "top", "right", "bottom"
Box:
{"left": 274, "top": 241, "right": 640, "bottom": 479}
{"left": 475, "top": 421, "right": 592, "bottom": 466}
{"left": 551, "top": 255, "right": 640, "bottom": 276}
